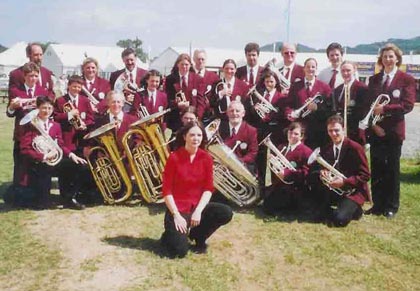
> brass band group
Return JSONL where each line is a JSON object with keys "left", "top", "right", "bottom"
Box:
{"left": 4, "top": 40, "right": 416, "bottom": 258}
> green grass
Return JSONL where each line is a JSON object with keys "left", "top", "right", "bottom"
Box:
{"left": 1, "top": 103, "right": 420, "bottom": 291}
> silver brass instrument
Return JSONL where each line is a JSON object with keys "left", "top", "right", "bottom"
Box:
{"left": 20, "top": 109, "right": 63, "bottom": 166}
{"left": 205, "top": 119, "right": 260, "bottom": 207}
{"left": 63, "top": 101, "right": 87, "bottom": 130}
{"left": 124, "top": 80, "right": 145, "bottom": 94}
{"left": 81, "top": 85, "right": 99, "bottom": 106}
{"left": 247, "top": 85, "right": 278, "bottom": 119}
{"left": 259, "top": 134, "right": 295, "bottom": 185}
{"left": 12, "top": 97, "right": 37, "bottom": 111}
{"left": 122, "top": 109, "right": 171, "bottom": 203}
{"left": 315, "top": 153, "right": 355, "bottom": 196}
{"left": 265, "top": 58, "right": 291, "bottom": 90}
{"left": 358, "top": 94, "right": 390, "bottom": 130}
{"left": 290, "top": 93, "right": 323, "bottom": 119}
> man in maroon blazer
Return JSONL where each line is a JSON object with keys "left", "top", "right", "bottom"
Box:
{"left": 7, "top": 62, "right": 50, "bottom": 187}
{"left": 332, "top": 61, "right": 369, "bottom": 145}
{"left": 19, "top": 96, "right": 86, "bottom": 209}
{"left": 365, "top": 43, "right": 416, "bottom": 218}
{"left": 109, "top": 48, "right": 147, "bottom": 93}
{"left": 235, "top": 43, "right": 264, "bottom": 89}
{"left": 313, "top": 115, "right": 370, "bottom": 227}
{"left": 54, "top": 75, "right": 95, "bottom": 209}
{"left": 278, "top": 43, "right": 305, "bottom": 94}
{"left": 8, "top": 42, "right": 54, "bottom": 97}
{"left": 219, "top": 101, "right": 258, "bottom": 174}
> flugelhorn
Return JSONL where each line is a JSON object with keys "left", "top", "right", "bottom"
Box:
{"left": 315, "top": 153, "right": 355, "bottom": 196}
{"left": 265, "top": 58, "right": 291, "bottom": 90}
{"left": 259, "top": 133, "right": 296, "bottom": 185}
{"left": 63, "top": 101, "right": 87, "bottom": 130}
{"left": 247, "top": 85, "right": 278, "bottom": 119}
{"left": 358, "top": 94, "right": 390, "bottom": 130}
{"left": 20, "top": 109, "right": 63, "bottom": 166}
{"left": 289, "top": 93, "right": 323, "bottom": 119}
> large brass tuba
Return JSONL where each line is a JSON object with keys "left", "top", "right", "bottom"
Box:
{"left": 84, "top": 123, "right": 133, "bottom": 204}
{"left": 205, "top": 119, "right": 260, "bottom": 207}
{"left": 122, "top": 109, "right": 171, "bottom": 203}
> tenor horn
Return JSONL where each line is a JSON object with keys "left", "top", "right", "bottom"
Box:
{"left": 247, "top": 85, "right": 278, "bottom": 119}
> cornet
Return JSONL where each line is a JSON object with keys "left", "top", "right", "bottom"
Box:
{"left": 247, "top": 85, "right": 278, "bottom": 119}
{"left": 264, "top": 58, "right": 291, "bottom": 90}
{"left": 358, "top": 94, "right": 390, "bottom": 130}
{"left": 63, "top": 101, "right": 87, "bottom": 130}
{"left": 289, "top": 93, "right": 323, "bottom": 119}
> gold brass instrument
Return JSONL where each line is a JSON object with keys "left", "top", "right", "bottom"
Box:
{"left": 358, "top": 94, "right": 391, "bottom": 130}
{"left": 122, "top": 109, "right": 171, "bottom": 203}
{"left": 84, "top": 123, "right": 133, "bottom": 204}
{"left": 19, "top": 109, "right": 63, "bottom": 166}
{"left": 247, "top": 85, "right": 278, "bottom": 119}
{"left": 205, "top": 119, "right": 260, "bottom": 207}
{"left": 315, "top": 153, "right": 355, "bottom": 196}
{"left": 259, "top": 134, "right": 295, "bottom": 185}
{"left": 63, "top": 101, "right": 87, "bottom": 130}
{"left": 265, "top": 58, "right": 291, "bottom": 90}
{"left": 289, "top": 93, "right": 323, "bottom": 119}
{"left": 81, "top": 86, "right": 99, "bottom": 106}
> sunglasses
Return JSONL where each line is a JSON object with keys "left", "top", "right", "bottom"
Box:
{"left": 284, "top": 51, "right": 296, "bottom": 55}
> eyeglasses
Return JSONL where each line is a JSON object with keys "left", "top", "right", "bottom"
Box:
{"left": 284, "top": 51, "right": 296, "bottom": 55}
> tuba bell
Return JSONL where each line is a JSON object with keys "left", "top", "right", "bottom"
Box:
{"left": 84, "top": 123, "right": 133, "bottom": 204}
{"left": 122, "top": 109, "right": 172, "bottom": 203}
{"left": 205, "top": 119, "right": 260, "bottom": 207}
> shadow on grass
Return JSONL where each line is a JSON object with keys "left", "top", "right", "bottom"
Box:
{"left": 103, "top": 235, "right": 169, "bottom": 258}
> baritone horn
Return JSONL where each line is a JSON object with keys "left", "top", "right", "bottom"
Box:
{"left": 358, "top": 94, "right": 390, "bottom": 130}
{"left": 247, "top": 85, "right": 278, "bottom": 119}
{"left": 122, "top": 109, "right": 171, "bottom": 203}
{"left": 84, "top": 123, "right": 133, "bottom": 204}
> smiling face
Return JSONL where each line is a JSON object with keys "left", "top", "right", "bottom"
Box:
{"left": 287, "top": 126, "right": 303, "bottom": 145}
{"left": 328, "top": 48, "right": 343, "bottom": 69}
{"left": 304, "top": 59, "right": 317, "bottom": 80}
{"left": 178, "top": 59, "right": 191, "bottom": 76}
{"left": 381, "top": 49, "right": 398, "bottom": 72}
{"left": 24, "top": 71, "right": 39, "bottom": 88}
{"left": 147, "top": 75, "right": 160, "bottom": 91}
{"left": 245, "top": 50, "right": 258, "bottom": 67}
{"left": 184, "top": 125, "right": 203, "bottom": 150}
{"left": 68, "top": 81, "right": 82, "bottom": 96}
{"left": 340, "top": 63, "right": 355, "bottom": 83}
{"left": 227, "top": 102, "right": 245, "bottom": 126}
{"left": 264, "top": 75, "right": 277, "bottom": 91}
{"left": 38, "top": 102, "right": 54, "bottom": 120}
{"left": 327, "top": 122, "right": 345, "bottom": 145}
{"left": 108, "top": 93, "right": 124, "bottom": 115}
{"left": 223, "top": 62, "right": 236, "bottom": 80}
{"left": 83, "top": 61, "right": 98, "bottom": 80}
{"left": 123, "top": 53, "right": 136, "bottom": 72}
{"left": 281, "top": 44, "right": 297, "bottom": 66}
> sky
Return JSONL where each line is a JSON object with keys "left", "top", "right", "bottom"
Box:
{"left": 0, "top": 0, "right": 419, "bottom": 57}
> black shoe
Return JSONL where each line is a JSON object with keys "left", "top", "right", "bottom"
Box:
{"left": 65, "top": 198, "right": 86, "bottom": 210}
{"left": 383, "top": 210, "right": 396, "bottom": 219}
{"left": 364, "top": 207, "right": 382, "bottom": 215}
{"left": 191, "top": 241, "right": 208, "bottom": 254}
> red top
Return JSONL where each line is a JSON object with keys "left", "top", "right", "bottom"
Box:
{"left": 163, "top": 147, "right": 214, "bottom": 213}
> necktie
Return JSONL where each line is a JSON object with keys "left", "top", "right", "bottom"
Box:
{"left": 265, "top": 92, "right": 271, "bottom": 101}
{"left": 28, "top": 88, "right": 33, "bottom": 98}
{"left": 334, "top": 147, "right": 339, "bottom": 159}
{"left": 306, "top": 81, "right": 311, "bottom": 97}
{"left": 284, "top": 67, "right": 290, "bottom": 79}
{"left": 249, "top": 68, "right": 254, "bottom": 86}
{"left": 231, "top": 127, "right": 236, "bottom": 138}
{"left": 129, "top": 72, "right": 134, "bottom": 83}
{"left": 44, "top": 121, "right": 48, "bottom": 132}
{"left": 113, "top": 116, "right": 120, "bottom": 130}
{"left": 197, "top": 70, "right": 202, "bottom": 76}
{"left": 88, "top": 81, "right": 93, "bottom": 91}
{"left": 383, "top": 74, "right": 390, "bottom": 92}
{"left": 329, "top": 70, "right": 338, "bottom": 89}
{"left": 181, "top": 76, "right": 187, "bottom": 91}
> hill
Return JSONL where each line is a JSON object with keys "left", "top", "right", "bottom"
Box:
{"left": 0, "top": 44, "right": 7, "bottom": 53}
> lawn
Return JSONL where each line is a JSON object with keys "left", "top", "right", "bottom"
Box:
{"left": 0, "top": 103, "right": 419, "bottom": 291}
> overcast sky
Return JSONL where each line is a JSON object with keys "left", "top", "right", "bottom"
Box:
{"left": 1, "top": 0, "right": 419, "bottom": 57}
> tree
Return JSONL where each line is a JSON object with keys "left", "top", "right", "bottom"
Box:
{"left": 116, "top": 37, "right": 148, "bottom": 63}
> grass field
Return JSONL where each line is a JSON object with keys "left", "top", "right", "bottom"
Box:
{"left": 0, "top": 103, "right": 419, "bottom": 291}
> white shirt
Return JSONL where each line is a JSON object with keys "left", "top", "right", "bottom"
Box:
{"left": 125, "top": 67, "right": 137, "bottom": 83}
{"left": 383, "top": 66, "right": 398, "bottom": 85}
{"left": 281, "top": 63, "right": 295, "bottom": 82}
{"left": 247, "top": 65, "right": 258, "bottom": 84}
{"left": 147, "top": 89, "right": 156, "bottom": 107}
{"left": 109, "top": 111, "right": 124, "bottom": 124}
{"left": 229, "top": 122, "right": 242, "bottom": 137}
{"left": 285, "top": 141, "right": 301, "bottom": 154}
{"left": 304, "top": 78, "right": 314, "bottom": 90}
{"left": 333, "top": 139, "right": 344, "bottom": 160}
{"left": 263, "top": 89, "right": 275, "bottom": 103}
{"left": 318, "top": 66, "right": 344, "bottom": 88}
{"left": 179, "top": 73, "right": 189, "bottom": 87}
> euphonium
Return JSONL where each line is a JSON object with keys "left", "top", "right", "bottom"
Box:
{"left": 84, "top": 123, "right": 133, "bottom": 204}
{"left": 358, "top": 94, "right": 390, "bottom": 130}
{"left": 19, "top": 109, "right": 63, "bottom": 167}
{"left": 247, "top": 85, "right": 278, "bottom": 119}
{"left": 122, "top": 109, "right": 171, "bottom": 203}
{"left": 289, "top": 93, "right": 323, "bottom": 119}
{"left": 315, "top": 153, "right": 355, "bottom": 196}
{"left": 205, "top": 119, "right": 260, "bottom": 207}
{"left": 265, "top": 58, "right": 291, "bottom": 90}
{"left": 259, "top": 134, "right": 295, "bottom": 185}
{"left": 63, "top": 101, "right": 87, "bottom": 130}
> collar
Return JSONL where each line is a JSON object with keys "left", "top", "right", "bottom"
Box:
{"left": 24, "top": 84, "right": 35, "bottom": 93}
{"left": 147, "top": 89, "right": 156, "bottom": 97}
{"left": 229, "top": 121, "right": 242, "bottom": 134}
{"left": 283, "top": 63, "right": 295, "bottom": 70}
{"left": 384, "top": 67, "right": 398, "bottom": 79}
{"left": 333, "top": 139, "right": 344, "bottom": 152}
{"left": 195, "top": 68, "right": 204, "bottom": 77}
{"left": 125, "top": 67, "right": 136, "bottom": 75}
{"left": 109, "top": 111, "right": 124, "bottom": 122}
{"left": 86, "top": 78, "right": 95, "bottom": 84}
{"left": 68, "top": 93, "right": 78, "bottom": 101}
{"left": 304, "top": 78, "right": 314, "bottom": 86}
{"left": 247, "top": 65, "right": 258, "bottom": 72}
{"left": 225, "top": 77, "right": 235, "bottom": 88}
{"left": 288, "top": 141, "right": 301, "bottom": 152}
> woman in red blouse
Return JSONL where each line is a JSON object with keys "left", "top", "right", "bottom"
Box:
{"left": 161, "top": 122, "right": 233, "bottom": 258}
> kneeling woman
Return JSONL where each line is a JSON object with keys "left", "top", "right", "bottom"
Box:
{"left": 161, "top": 122, "right": 233, "bottom": 258}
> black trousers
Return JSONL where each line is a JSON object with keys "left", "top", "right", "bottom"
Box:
{"left": 161, "top": 202, "right": 233, "bottom": 258}
{"left": 370, "top": 142, "right": 401, "bottom": 213}
{"left": 263, "top": 183, "right": 304, "bottom": 214}
{"left": 13, "top": 141, "right": 22, "bottom": 186}
{"left": 27, "top": 161, "right": 55, "bottom": 205}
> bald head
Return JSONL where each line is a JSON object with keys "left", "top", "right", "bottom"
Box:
{"left": 281, "top": 43, "right": 297, "bottom": 66}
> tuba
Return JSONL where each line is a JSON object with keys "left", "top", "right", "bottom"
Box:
{"left": 259, "top": 134, "right": 295, "bottom": 185}
{"left": 20, "top": 109, "right": 63, "bottom": 167}
{"left": 358, "top": 94, "right": 390, "bottom": 130}
{"left": 315, "top": 153, "right": 355, "bottom": 196}
{"left": 84, "top": 123, "right": 133, "bottom": 204}
{"left": 63, "top": 101, "right": 87, "bottom": 130}
{"left": 122, "top": 109, "right": 171, "bottom": 203}
{"left": 289, "top": 93, "right": 323, "bottom": 119}
{"left": 205, "top": 119, "right": 260, "bottom": 207}
{"left": 247, "top": 85, "right": 278, "bottom": 119}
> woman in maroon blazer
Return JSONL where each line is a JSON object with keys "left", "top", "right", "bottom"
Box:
{"left": 365, "top": 43, "right": 416, "bottom": 218}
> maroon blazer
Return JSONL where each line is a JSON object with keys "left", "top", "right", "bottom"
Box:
{"left": 235, "top": 65, "right": 264, "bottom": 88}
{"left": 219, "top": 120, "right": 258, "bottom": 164}
{"left": 277, "top": 142, "right": 312, "bottom": 185}
{"left": 286, "top": 79, "right": 332, "bottom": 114}
{"left": 109, "top": 67, "right": 147, "bottom": 90}
{"left": 54, "top": 94, "right": 95, "bottom": 151}
{"left": 95, "top": 113, "right": 138, "bottom": 150}
{"left": 366, "top": 70, "right": 416, "bottom": 143}
{"left": 7, "top": 85, "right": 50, "bottom": 141}
{"left": 319, "top": 138, "right": 370, "bottom": 205}
{"left": 279, "top": 64, "right": 305, "bottom": 84}
{"left": 8, "top": 66, "right": 54, "bottom": 96}
{"left": 81, "top": 76, "right": 111, "bottom": 115}
{"left": 132, "top": 90, "right": 168, "bottom": 116}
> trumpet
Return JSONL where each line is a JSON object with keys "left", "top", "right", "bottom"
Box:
{"left": 315, "top": 153, "right": 355, "bottom": 196}
{"left": 81, "top": 86, "right": 99, "bottom": 106}
{"left": 358, "top": 94, "right": 391, "bottom": 130}
{"left": 265, "top": 58, "right": 291, "bottom": 90}
{"left": 289, "top": 93, "right": 323, "bottom": 119}
{"left": 247, "top": 85, "right": 278, "bottom": 119}
{"left": 259, "top": 134, "right": 295, "bottom": 185}
{"left": 63, "top": 101, "right": 87, "bottom": 130}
